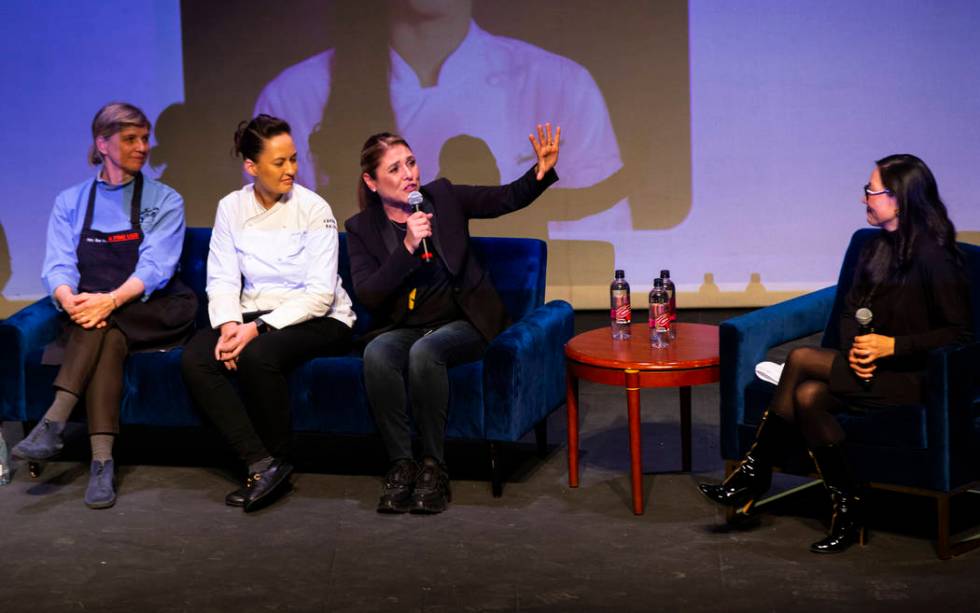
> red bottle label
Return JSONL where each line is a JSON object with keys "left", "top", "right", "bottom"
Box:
{"left": 649, "top": 303, "right": 670, "bottom": 331}
{"left": 611, "top": 290, "right": 631, "bottom": 324}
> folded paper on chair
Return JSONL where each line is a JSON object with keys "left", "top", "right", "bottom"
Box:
{"left": 755, "top": 361, "right": 784, "bottom": 386}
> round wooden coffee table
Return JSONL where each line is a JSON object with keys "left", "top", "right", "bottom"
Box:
{"left": 565, "top": 322, "right": 720, "bottom": 514}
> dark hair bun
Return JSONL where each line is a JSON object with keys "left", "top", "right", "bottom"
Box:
{"left": 233, "top": 114, "right": 291, "bottom": 162}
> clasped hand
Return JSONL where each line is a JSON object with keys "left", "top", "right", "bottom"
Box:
{"left": 214, "top": 321, "right": 260, "bottom": 370}
{"left": 62, "top": 292, "right": 114, "bottom": 329}
{"left": 847, "top": 333, "right": 896, "bottom": 379}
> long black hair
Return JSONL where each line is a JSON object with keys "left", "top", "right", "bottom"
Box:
{"left": 852, "top": 154, "right": 961, "bottom": 301}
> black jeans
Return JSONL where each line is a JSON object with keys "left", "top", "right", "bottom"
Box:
{"left": 180, "top": 315, "right": 352, "bottom": 465}
{"left": 362, "top": 320, "right": 487, "bottom": 467}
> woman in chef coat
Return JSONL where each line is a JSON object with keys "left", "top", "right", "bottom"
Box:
{"left": 180, "top": 114, "right": 355, "bottom": 512}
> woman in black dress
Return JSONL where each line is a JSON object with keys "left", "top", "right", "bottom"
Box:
{"left": 698, "top": 154, "right": 973, "bottom": 553}
{"left": 345, "top": 124, "right": 560, "bottom": 514}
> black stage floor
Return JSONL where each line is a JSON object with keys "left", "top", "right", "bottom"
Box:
{"left": 2, "top": 310, "right": 978, "bottom": 612}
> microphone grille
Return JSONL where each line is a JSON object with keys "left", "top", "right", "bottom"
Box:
{"left": 407, "top": 191, "right": 423, "bottom": 206}
{"left": 855, "top": 307, "right": 873, "bottom": 326}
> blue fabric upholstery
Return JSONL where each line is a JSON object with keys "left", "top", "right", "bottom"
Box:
{"left": 720, "top": 229, "right": 980, "bottom": 492}
{"left": 0, "top": 229, "right": 574, "bottom": 460}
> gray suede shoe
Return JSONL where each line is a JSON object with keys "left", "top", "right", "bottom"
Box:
{"left": 84, "top": 459, "right": 116, "bottom": 509}
{"left": 11, "top": 419, "right": 66, "bottom": 461}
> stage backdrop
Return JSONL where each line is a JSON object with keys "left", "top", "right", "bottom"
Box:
{"left": 1, "top": 0, "right": 977, "bottom": 318}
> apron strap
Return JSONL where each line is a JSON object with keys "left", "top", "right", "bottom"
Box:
{"left": 82, "top": 171, "right": 144, "bottom": 232}
{"left": 130, "top": 172, "right": 144, "bottom": 230}
{"left": 82, "top": 178, "right": 99, "bottom": 231}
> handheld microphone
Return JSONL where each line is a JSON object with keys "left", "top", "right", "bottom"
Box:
{"left": 854, "top": 307, "right": 874, "bottom": 387}
{"left": 407, "top": 191, "right": 433, "bottom": 263}
{"left": 855, "top": 307, "right": 874, "bottom": 335}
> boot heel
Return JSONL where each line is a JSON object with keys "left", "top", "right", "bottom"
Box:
{"left": 737, "top": 498, "right": 756, "bottom": 515}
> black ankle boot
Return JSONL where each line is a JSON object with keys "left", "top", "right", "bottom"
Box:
{"left": 698, "top": 411, "right": 791, "bottom": 510}
{"left": 809, "top": 444, "right": 865, "bottom": 554}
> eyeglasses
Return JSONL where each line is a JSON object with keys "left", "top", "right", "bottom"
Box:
{"left": 863, "top": 184, "right": 892, "bottom": 198}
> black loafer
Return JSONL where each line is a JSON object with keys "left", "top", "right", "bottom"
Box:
{"left": 377, "top": 459, "right": 419, "bottom": 514}
{"left": 225, "top": 486, "right": 247, "bottom": 507}
{"left": 242, "top": 459, "right": 294, "bottom": 513}
{"left": 410, "top": 460, "right": 451, "bottom": 515}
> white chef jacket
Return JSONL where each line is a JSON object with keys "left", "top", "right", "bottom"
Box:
{"left": 254, "top": 21, "right": 622, "bottom": 191}
{"left": 206, "top": 183, "right": 355, "bottom": 331}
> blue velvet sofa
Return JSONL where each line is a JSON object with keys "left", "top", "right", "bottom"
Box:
{"left": 718, "top": 228, "right": 980, "bottom": 558}
{"left": 0, "top": 228, "right": 574, "bottom": 496}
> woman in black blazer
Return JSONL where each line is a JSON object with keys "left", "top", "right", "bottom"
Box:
{"left": 345, "top": 124, "right": 560, "bottom": 514}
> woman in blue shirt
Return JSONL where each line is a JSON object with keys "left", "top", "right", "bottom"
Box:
{"left": 12, "top": 102, "right": 196, "bottom": 509}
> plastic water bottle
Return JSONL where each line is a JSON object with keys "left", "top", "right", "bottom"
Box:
{"left": 649, "top": 277, "right": 671, "bottom": 349}
{"left": 0, "top": 429, "right": 11, "bottom": 485}
{"left": 660, "top": 269, "right": 677, "bottom": 340}
{"left": 610, "top": 269, "right": 631, "bottom": 340}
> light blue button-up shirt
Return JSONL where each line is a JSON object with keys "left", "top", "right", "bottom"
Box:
{"left": 42, "top": 172, "right": 186, "bottom": 300}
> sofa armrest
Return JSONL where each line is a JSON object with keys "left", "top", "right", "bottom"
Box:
{"left": 0, "top": 298, "right": 63, "bottom": 421}
{"left": 482, "top": 300, "right": 574, "bottom": 441}
{"left": 718, "top": 286, "right": 836, "bottom": 458}
{"left": 925, "top": 340, "right": 980, "bottom": 491}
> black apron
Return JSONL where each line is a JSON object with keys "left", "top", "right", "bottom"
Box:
{"left": 44, "top": 173, "right": 196, "bottom": 362}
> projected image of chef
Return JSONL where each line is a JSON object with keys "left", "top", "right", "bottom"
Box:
{"left": 254, "top": 0, "right": 622, "bottom": 222}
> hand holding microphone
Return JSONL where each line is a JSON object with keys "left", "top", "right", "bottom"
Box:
{"left": 848, "top": 308, "right": 896, "bottom": 385}
{"left": 406, "top": 191, "right": 433, "bottom": 262}
{"left": 851, "top": 307, "right": 875, "bottom": 385}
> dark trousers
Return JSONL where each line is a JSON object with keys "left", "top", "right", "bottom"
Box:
{"left": 53, "top": 324, "right": 128, "bottom": 434}
{"left": 180, "top": 316, "right": 352, "bottom": 465}
{"left": 362, "top": 320, "right": 487, "bottom": 467}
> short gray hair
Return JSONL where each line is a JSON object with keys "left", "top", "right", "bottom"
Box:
{"left": 89, "top": 102, "right": 151, "bottom": 165}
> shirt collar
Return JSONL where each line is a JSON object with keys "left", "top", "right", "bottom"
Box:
{"left": 389, "top": 20, "right": 486, "bottom": 91}
{"left": 94, "top": 168, "right": 137, "bottom": 191}
{"left": 246, "top": 183, "right": 293, "bottom": 217}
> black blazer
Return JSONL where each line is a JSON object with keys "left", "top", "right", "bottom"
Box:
{"left": 344, "top": 166, "right": 558, "bottom": 341}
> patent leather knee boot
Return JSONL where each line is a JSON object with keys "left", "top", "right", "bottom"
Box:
{"left": 698, "top": 411, "right": 792, "bottom": 511}
{"left": 809, "top": 444, "right": 866, "bottom": 554}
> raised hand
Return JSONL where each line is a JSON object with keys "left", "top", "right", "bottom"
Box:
{"left": 528, "top": 122, "right": 561, "bottom": 180}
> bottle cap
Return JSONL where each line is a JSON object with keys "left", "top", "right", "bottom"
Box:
{"left": 653, "top": 277, "right": 664, "bottom": 287}
{"left": 614, "top": 269, "right": 625, "bottom": 278}
{"left": 660, "top": 269, "right": 670, "bottom": 278}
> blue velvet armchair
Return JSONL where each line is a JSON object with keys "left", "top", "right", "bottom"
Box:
{"left": 719, "top": 228, "right": 980, "bottom": 559}
{"left": 0, "top": 228, "right": 574, "bottom": 496}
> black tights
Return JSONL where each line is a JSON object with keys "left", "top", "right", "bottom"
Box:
{"left": 768, "top": 347, "right": 847, "bottom": 447}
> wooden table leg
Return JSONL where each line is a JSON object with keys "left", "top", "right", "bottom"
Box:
{"left": 625, "top": 368, "right": 643, "bottom": 514}
{"left": 680, "top": 386, "right": 692, "bottom": 472}
{"left": 566, "top": 365, "right": 580, "bottom": 488}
